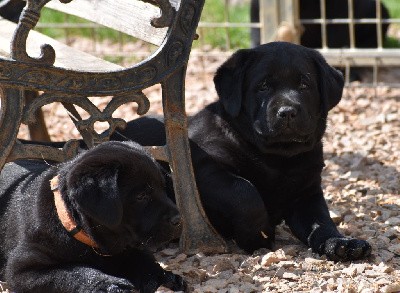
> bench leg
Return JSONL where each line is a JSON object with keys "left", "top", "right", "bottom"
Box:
{"left": 162, "top": 67, "right": 227, "bottom": 254}
{"left": 0, "top": 87, "right": 23, "bottom": 169}
{"left": 25, "top": 90, "right": 51, "bottom": 142}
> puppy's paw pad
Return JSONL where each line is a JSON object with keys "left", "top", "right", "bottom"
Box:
{"left": 323, "top": 237, "right": 371, "bottom": 262}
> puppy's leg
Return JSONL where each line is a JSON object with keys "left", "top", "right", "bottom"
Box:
{"left": 284, "top": 192, "right": 371, "bottom": 261}
{"left": 5, "top": 245, "right": 136, "bottom": 293}
{"left": 112, "top": 250, "right": 187, "bottom": 293}
{"left": 196, "top": 163, "right": 274, "bottom": 253}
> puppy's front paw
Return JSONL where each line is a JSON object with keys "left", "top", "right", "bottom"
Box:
{"left": 161, "top": 271, "right": 188, "bottom": 292}
{"left": 322, "top": 237, "right": 371, "bottom": 262}
{"left": 139, "top": 271, "right": 187, "bottom": 293}
{"left": 236, "top": 233, "right": 274, "bottom": 254}
{"left": 95, "top": 277, "right": 136, "bottom": 293}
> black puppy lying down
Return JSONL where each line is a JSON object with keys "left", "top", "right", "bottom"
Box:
{"left": 113, "top": 42, "right": 371, "bottom": 262}
{"left": 0, "top": 141, "right": 186, "bottom": 293}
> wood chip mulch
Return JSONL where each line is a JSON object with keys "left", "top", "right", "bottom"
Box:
{"left": 4, "top": 53, "right": 400, "bottom": 293}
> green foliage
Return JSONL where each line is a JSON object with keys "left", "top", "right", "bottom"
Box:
{"left": 198, "top": 0, "right": 251, "bottom": 49}
{"left": 382, "top": 0, "right": 400, "bottom": 19}
{"left": 382, "top": 0, "right": 400, "bottom": 48}
{"left": 384, "top": 36, "right": 400, "bottom": 48}
{"left": 38, "top": 1, "right": 251, "bottom": 50}
{"left": 37, "top": 8, "right": 124, "bottom": 42}
{"left": 37, "top": 1, "right": 399, "bottom": 50}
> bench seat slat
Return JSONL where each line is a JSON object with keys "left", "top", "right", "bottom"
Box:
{"left": 0, "top": 17, "right": 123, "bottom": 71}
{"left": 45, "top": 0, "right": 175, "bottom": 46}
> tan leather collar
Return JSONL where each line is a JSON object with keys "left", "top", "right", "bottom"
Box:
{"left": 50, "top": 175, "right": 99, "bottom": 248}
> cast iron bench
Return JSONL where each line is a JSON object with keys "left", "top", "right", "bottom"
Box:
{"left": 0, "top": 0, "right": 227, "bottom": 254}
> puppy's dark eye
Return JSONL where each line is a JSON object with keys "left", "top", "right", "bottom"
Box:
{"left": 259, "top": 80, "right": 271, "bottom": 92}
{"left": 300, "top": 76, "right": 310, "bottom": 90}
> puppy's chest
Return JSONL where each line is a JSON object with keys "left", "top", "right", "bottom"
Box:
{"left": 237, "top": 161, "right": 320, "bottom": 202}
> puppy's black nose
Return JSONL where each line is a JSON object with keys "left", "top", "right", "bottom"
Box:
{"left": 277, "top": 106, "right": 297, "bottom": 120}
{"left": 169, "top": 214, "right": 181, "bottom": 226}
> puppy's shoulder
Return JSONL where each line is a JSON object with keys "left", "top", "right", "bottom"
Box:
{"left": 188, "top": 102, "right": 247, "bottom": 166}
{"left": 189, "top": 102, "right": 226, "bottom": 137}
{"left": 0, "top": 160, "right": 52, "bottom": 194}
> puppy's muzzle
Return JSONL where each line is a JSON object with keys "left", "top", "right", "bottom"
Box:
{"left": 277, "top": 106, "right": 297, "bottom": 121}
{"left": 166, "top": 213, "right": 182, "bottom": 240}
{"left": 271, "top": 103, "right": 302, "bottom": 132}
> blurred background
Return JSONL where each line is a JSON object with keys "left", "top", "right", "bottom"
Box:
{"left": 0, "top": 0, "right": 399, "bottom": 140}
{"left": 31, "top": 0, "right": 400, "bottom": 87}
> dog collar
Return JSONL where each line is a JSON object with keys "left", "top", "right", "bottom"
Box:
{"left": 50, "top": 175, "right": 99, "bottom": 249}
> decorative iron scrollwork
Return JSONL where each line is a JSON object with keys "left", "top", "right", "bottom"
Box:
{"left": 0, "top": 58, "right": 162, "bottom": 95}
{"left": 22, "top": 91, "right": 150, "bottom": 145}
{"left": 180, "top": 3, "right": 196, "bottom": 35}
{"left": 10, "top": 0, "right": 73, "bottom": 65}
{"left": 0, "top": 66, "right": 12, "bottom": 78}
{"left": 137, "top": 66, "right": 158, "bottom": 83}
{"left": 166, "top": 41, "right": 184, "bottom": 66}
{"left": 11, "top": 0, "right": 53, "bottom": 64}
{"left": 18, "top": 69, "right": 51, "bottom": 84}
{"left": 6, "top": 139, "right": 81, "bottom": 163}
{"left": 140, "top": 0, "right": 175, "bottom": 28}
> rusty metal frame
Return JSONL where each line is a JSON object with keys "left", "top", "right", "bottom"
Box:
{"left": 0, "top": 0, "right": 227, "bottom": 254}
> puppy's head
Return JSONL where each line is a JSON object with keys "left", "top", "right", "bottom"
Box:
{"left": 214, "top": 42, "right": 344, "bottom": 157}
{"left": 58, "top": 141, "right": 181, "bottom": 254}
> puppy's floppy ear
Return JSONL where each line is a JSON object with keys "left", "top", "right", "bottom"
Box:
{"left": 214, "top": 49, "right": 253, "bottom": 117}
{"left": 309, "top": 49, "right": 344, "bottom": 112}
{"left": 67, "top": 162, "right": 123, "bottom": 228}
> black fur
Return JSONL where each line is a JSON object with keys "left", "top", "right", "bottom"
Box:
{"left": 115, "top": 43, "right": 371, "bottom": 261}
{"left": 0, "top": 0, "right": 25, "bottom": 23}
{"left": 0, "top": 141, "right": 186, "bottom": 293}
{"left": 190, "top": 43, "right": 370, "bottom": 259}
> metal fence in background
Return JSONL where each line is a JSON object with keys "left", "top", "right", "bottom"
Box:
{"left": 35, "top": 0, "right": 400, "bottom": 88}
{"left": 258, "top": 0, "right": 400, "bottom": 87}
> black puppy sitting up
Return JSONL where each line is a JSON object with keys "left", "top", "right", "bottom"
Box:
{"left": 112, "top": 42, "right": 372, "bottom": 262}
{"left": 189, "top": 42, "right": 371, "bottom": 261}
{"left": 0, "top": 141, "right": 186, "bottom": 293}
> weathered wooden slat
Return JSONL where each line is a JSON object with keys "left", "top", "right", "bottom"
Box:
{"left": 0, "top": 17, "right": 123, "bottom": 71}
{"left": 45, "top": 0, "right": 179, "bottom": 46}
